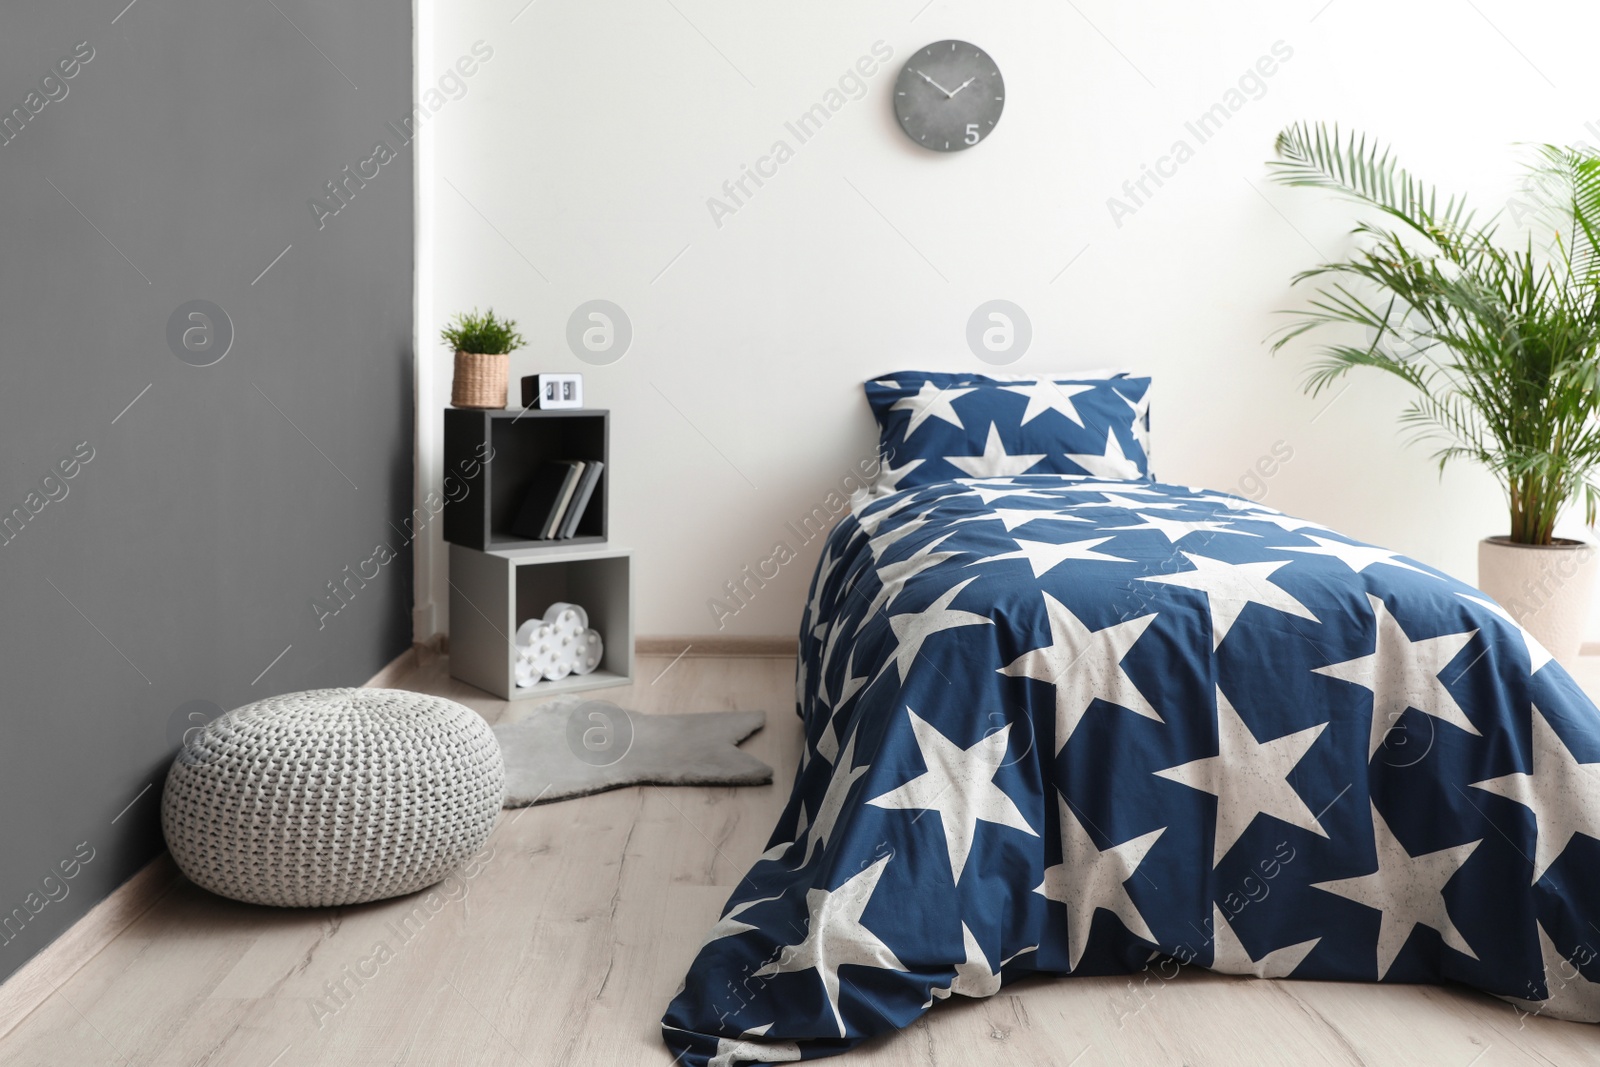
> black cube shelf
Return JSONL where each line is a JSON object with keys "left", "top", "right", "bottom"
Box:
{"left": 443, "top": 408, "right": 609, "bottom": 551}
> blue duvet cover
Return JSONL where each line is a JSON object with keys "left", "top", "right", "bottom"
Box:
{"left": 662, "top": 475, "right": 1600, "bottom": 1066}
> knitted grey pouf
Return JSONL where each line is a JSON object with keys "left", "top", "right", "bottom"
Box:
{"left": 162, "top": 688, "right": 505, "bottom": 908}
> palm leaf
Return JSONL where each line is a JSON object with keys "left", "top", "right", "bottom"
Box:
{"left": 1267, "top": 122, "right": 1600, "bottom": 544}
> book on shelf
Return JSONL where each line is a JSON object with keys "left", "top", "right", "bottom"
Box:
{"left": 543, "top": 462, "right": 585, "bottom": 538}
{"left": 511, "top": 461, "right": 578, "bottom": 541}
{"left": 509, "top": 458, "right": 605, "bottom": 542}
{"left": 557, "top": 461, "right": 603, "bottom": 539}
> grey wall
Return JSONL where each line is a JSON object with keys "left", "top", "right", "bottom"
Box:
{"left": 0, "top": 0, "right": 414, "bottom": 981}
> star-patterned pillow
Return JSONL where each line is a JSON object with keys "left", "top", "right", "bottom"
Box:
{"left": 864, "top": 371, "right": 1152, "bottom": 491}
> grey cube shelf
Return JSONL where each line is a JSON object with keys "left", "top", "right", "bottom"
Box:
{"left": 448, "top": 542, "right": 634, "bottom": 701}
{"left": 443, "top": 408, "right": 608, "bottom": 551}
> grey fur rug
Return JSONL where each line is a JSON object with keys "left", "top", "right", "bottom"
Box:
{"left": 493, "top": 696, "right": 772, "bottom": 807}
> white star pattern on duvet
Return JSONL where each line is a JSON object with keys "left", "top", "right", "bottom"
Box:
{"left": 1154, "top": 687, "right": 1329, "bottom": 866}
{"left": 866, "top": 709, "right": 1037, "bottom": 883}
{"left": 1064, "top": 429, "right": 1142, "bottom": 479}
{"left": 1057, "top": 481, "right": 1165, "bottom": 497}
{"left": 852, "top": 531, "right": 962, "bottom": 636}
{"left": 873, "top": 456, "right": 925, "bottom": 495}
{"left": 1232, "top": 510, "right": 1329, "bottom": 534}
{"left": 816, "top": 652, "right": 868, "bottom": 765}
{"left": 819, "top": 647, "right": 869, "bottom": 717}
{"left": 1457, "top": 592, "right": 1554, "bottom": 673}
{"left": 795, "top": 659, "right": 810, "bottom": 726}
{"left": 953, "top": 506, "right": 1091, "bottom": 532}
{"left": 1000, "top": 379, "right": 1094, "bottom": 426}
{"left": 944, "top": 423, "right": 1047, "bottom": 478}
{"left": 890, "top": 381, "right": 974, "bottom": 439}
{"left": 999, "top": 593, "right": 1160, "bottom": 753}
{"left": 973, "top": 535, "right": 1132, "bottom": 577}
{"left": 708, "top": 1031, "right": 801, "bottom": 1067}
{"left": 1208, "top": 903, "right": 1320, "bottom": 978}
{"left": 1035, "top": 793, "right": 1164, "bottom": 971}
{"left": 1281, "top": 535, "right": 1436, "bottom": 577}
{"left": 1140, "top": 552, "right": 1318, "bottom": 650}
{"left": 701, "top": 894, "right": 784, "bottom": 946}
{"left": 835, "top": 658, "right": 869, "bottom": 711}
{"left": 1119, "top": 388, "right": 1152, "bottom": 453}
{"left": 1471, "top": 705, "right": 1600, "bottom": 883}
{"left": 801, "top": 729, "right": 867, "bottom": 865}
{"left": 926, "top": 922, "right": 1036, "bottom": 1003}
{"left": 866, "top": 512, "right": 931, "bottom": 561}
{"left": 1107, "top": 513, "right": 1261, "bottom": 545}
{"left": 1311, "top": 803, "right": 1481, "bottom": 979}
{"left": 963, "top": 483, "right": 1064, "bottom": 505}
{"left": 1075, "top": 492, "right": 1185, "bottom": 512}
{"left": 855, "top": 492, "right": 921, "bottom": 537}
{"left": 815, "top": 718, "right": 847, "bottom": 766}
{"left": 754, "top": 854, "right": 907, "bottom": 1037}
{"left": 1180, "top": 492, "right": 1265, "bottom": 512}
{"left": 1505, "top": 923, "right": 1600, "bottom": 1022}
{"left": 816, "top": 617, "right": 848, "bottom": 693}
{"left": 1312, "top": 593, "right": 1480, "bottom": 758}
{"left": 804, "top": 543, "right": 838, "bottom": 625}
{"left": 665, "top": 1024, "right": 801, "bottom": 1067}
{"left": 878, "top": 576, "right": 992, "bottom": 684}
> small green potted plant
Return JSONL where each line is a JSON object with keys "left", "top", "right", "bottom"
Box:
{"left": 1268, "top": 122, "right": 1600, "bottom": 664}
{"left": 443, "top": 308, "right": 526, "bottom": 409}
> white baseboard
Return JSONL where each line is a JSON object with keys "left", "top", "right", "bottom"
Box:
{"left": 363, "top": 644, "right": 421, "bottom": 688}
{"left": 635, "top": 635, "right": 798, "bottom": 657}
{"left": 412, "top": 603, "right": 438, "bottom": 646}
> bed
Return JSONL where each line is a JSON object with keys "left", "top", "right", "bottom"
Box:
{"left": 661, "top": 371, "right": 1600, "bottom": 1066}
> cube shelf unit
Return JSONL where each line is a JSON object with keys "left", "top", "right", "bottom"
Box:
{"left": 443, "top": 407, "right": 608, "bottom": 551}
{"left": 448, "top": 542, "right": 634, "bottom": 701}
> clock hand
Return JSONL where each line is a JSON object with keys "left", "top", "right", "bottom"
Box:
{"left": 912, "top": 68, "right": 954, "bottom": 97}
{"left": 947, "top": 76, "right": 977, "bottom": 97}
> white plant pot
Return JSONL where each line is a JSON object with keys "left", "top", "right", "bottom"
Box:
{"left": 1476, "top": 536, "right": 1599, "bottom": 668}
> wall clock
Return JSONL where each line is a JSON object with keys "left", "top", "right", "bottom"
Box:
{"left": 892, "top": 40, "right": 1004, "bottom": 152}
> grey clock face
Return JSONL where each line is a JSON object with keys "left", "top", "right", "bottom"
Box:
{"left": 893, "top": 40, "right": 1004, "bottom": 152}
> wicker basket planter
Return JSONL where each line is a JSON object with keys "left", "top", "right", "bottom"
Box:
{"left": 452, "top": 350, "right": 510, "bottom": 408}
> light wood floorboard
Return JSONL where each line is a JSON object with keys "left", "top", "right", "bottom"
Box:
{"left": 0, "top": 653, "right": 1596, "bottom": 1066}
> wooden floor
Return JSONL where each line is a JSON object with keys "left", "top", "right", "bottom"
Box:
{"left": 3, "top": 652, "right": 1599, "bottom": 1067}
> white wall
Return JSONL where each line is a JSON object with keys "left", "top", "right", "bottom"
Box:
{"left": 420, "top": 0, "right": 1600, "bottom": 640}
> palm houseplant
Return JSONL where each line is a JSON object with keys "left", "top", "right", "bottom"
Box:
{"left": 444, "top": 308, "right": 526, "bottom": 409}
{"left": 1269, "top": 121, "right": 1600, "bottom": 663}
